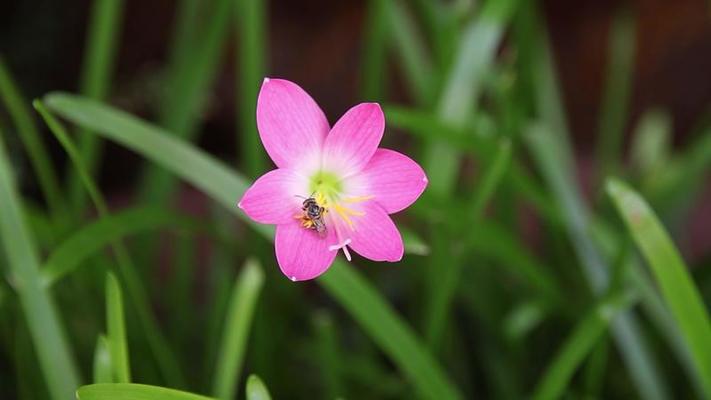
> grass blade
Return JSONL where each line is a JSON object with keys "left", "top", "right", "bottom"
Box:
{"left": 35, "top": 100, "right": 186, "bottom": 387}
{"left": 43, "top": 92, "right": 463, "bottom": 400}
{"left": 77, "top": 383, "right": 216, "bottom": 400}
{"left": 0, "top": 58, "right": 66, "bottom": 226}
{"left": 41, "top": 206, "right": 200, "bottom": 287}
{"left": 93, "top": 335, "right": 113, "bottom": 383}
{"left": 106, "top": 272, "right": 131, "bottom": 383}
{"left": 245, "top": 375, "right": 272, "bottom": 400}
{"left": 595, "top": 9, "right": 635, "bottom": 182}
{"left": 68, "top": 0, "right": 125, "bottom": 212}
{"left": 0, "top": 129, "right": 80, "bottom": 399}
{"left": 141, "top": 0, "right": 233, "bottom": 202}
{"left": 425, "top": 139, "right": 512, "bottom": 346}
{"left": 212, "top": 259, "right": 265, "bottom": 400}
{"left": 425, "top": 0, "right": 517, "bottom": 195}
{"left": 532, "top": 292, "right": 636, "bottom": 400}
{"left": 525, "top": 123, "right": 669, "bottom": 400}
{"left": 236, "top": 0, "right": 267, "bottom": 176}
{"left": 361, "top": 0, "right": 388, "bottom": 101}
{"left": 607, "top": 178, "right": 711, "bottom": 398}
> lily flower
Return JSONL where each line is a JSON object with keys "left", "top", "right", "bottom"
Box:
{"left": 238, "top": 78, "right": 427, "bottom": 281}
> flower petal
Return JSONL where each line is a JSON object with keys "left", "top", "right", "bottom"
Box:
{"left": 238, "top": 169, "right": 307, "bottom": 224}
{"left": 275, "top": 221, "right": 338, "bottom": 281}
{"left": 322, "top": 103, "right": 384, "bottom": 176}
{"left": 256, "top": 78, "right": 330, "bottom": 169}
{"left": 355, "top": 149, "right": 428, "bottom": 214}
{"left": 348, "top": 201, "right": 403, "bottom": 262}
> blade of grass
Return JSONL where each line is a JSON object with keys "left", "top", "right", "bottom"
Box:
{"left": 425, "top": 0, "right": 517, "bottom": 195}
{"left": 0, "top": 58, "right": 66, "bottom": 226}
{"left": 245, "top": 375, "right": 272, "bottom": 400}
{"left": 313, "top": 311, "right": 345, "bottom": 399}
{"left": 35, "top": 100, "right": 187, "bottom": 387}
{"left": 44, "top": 92, "right": 463, "bottom": 400}
{"left": 68, "top": 0, "right": 125, "bottom": 213}
{"left": 106, "top": 272, "right": 131, "bottom": 383}
{"left": 93, "top": 335, "right": 113, "bottom": 383}
{"left": 0, "top": 129, "right": 80, "bottom": 399}
{"left": 140, "top": 0, "right": 233, "bottom": 202}
{"left": 595, "top": 9, "right": 635, "bottom": 183}
{"left": 77, "top": 383, "right": 216, "bottom": 400}
{"left": 361, "top": 0, "right": 388, "bottom": 101}
{"left": 386, "top": 0, "right": 434, "bottom": 106}
{"left": 41, "top": 206, "right": 200, "bottom": 287}
{"left": 236, "top": 0, "right": 267, "bottom": 176}
{"left": 607, "top": 179, "right": 711, "bottom": 398}
{"left": 525, "top": 123, "right": 669, "bottom": 400}
{"left": 425, "top": 139, "right": 512, "bottom": 346}
{"left": 525, "top": 6, "right": 670, "bottom": 396}
{"left": 531, "top": 292, "right": 636, "bottom": 400}
{"left": 212, "top": 259, "right": 265, "bottom": 400}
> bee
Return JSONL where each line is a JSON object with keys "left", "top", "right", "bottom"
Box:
{"left": 299, "top": 195, "right": 327, "bottom": 238}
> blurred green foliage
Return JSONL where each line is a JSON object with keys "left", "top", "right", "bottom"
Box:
{"left": 0, "top": 0, "right": 710, "bottom": 399}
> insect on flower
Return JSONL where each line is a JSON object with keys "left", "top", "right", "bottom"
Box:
{"left": 238, "top": 78, "right": 428, "bottom": 281}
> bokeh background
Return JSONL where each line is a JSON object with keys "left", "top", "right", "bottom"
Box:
{"left": 0, "top": 0, "right": 710, "bottom": 399}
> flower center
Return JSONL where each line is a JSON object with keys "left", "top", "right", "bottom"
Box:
{"left": 309, "top": 170, "right": 342, "bottom": 201}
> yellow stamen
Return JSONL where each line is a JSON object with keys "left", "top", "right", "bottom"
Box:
{"left": 332, "top": 203, "right": 366, "bottom": 229}
{"left": 343, "top": 195, "right": 375, "bottom": 203}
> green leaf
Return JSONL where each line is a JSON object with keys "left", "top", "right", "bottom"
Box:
{"left": 93, "top": 335, "right": 113, "bottom": 383}
{"left": 77, "top": 383, "right": 216, "bottom": 400}
{"left": 69, "top": 0, "right": 125, "bottom": 212}
{"left": 141, "top": 0, "right": 233, "bottom": 202}
{"left": 245, "top": 375, "right": 272, "bottom": 400}
{"left": 41, "top": 206, "right": 200, "bottom": 287}
{"left": 235, "top": 0, "right": 267, "bottom": 175}
{"left": 607, "top": 178, "right": 711, "bottom": 398}
{"left": 532, "top": 292, "right": 636, "bottom": 400}
{"left": 0, "top": 58, "right": 66, "bottom": 226}
{"left": 525, "top": 122, "right": 669, "bottom": 400}
{"left": 425, "top": 0, "right": 517, "bottom": 194}
{"left": 594, "top": 9, "right": 636, "bottom": 180}
{"left": 106, "top": 272, "right": 131, "bottom": 383}
{"left": 44, "top": 92, "right": 463, "bottom": 400}
{"left": 0, "top": 130, "right": 80, "bottom": 399}
{"left": 212, "top": 259, "right": 265, "bottom": 400}
{"left": 35, "top": 100, "right": 186, "bottom": 387}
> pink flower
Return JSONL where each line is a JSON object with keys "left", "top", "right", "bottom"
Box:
{"left": 238, "top": 78, "right": 428, "bottom": 281}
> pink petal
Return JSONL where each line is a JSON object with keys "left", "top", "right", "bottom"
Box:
{"left": 355, "top": 149, "right": 428, "bottom": 214}
{"left": 275, "top": 221, "right": 338, "bottom": 281}
{"left": 348, "top": 201, "right": 403, "bottom": 262}
{"left": 238, "top": 169, "right": 307, "bottom": 224}
{"left": 322, "top": 103, "right": 384, "bottom": 176}
{"left": 256, "top": 78, "right": 330, "bottom": 169}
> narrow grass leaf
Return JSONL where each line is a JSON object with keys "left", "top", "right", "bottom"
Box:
{"left": 245, "top": 375, "right": 272, "bottom": 400}
{"left": 532, "top": 292, "right": 635, "bottom": 400}
{"left": 426, "top": 0, "right": 517, "bottom": 195}
{"left": 0, "top": 130, "right": 80, "bottom": 399}
{"left": 595, "top": 9, "right": 636, "bottom": 181}
{"left": 141, "top": 0, "right": 233, "bottom": 202}
{"left": 93, "top": 335, "right": 113, "bottom": 383}
{"left": 361, "top": 0, "right": 388, "bottom": 101}
{"left": 77, "top": 383, "right": 216, "bottom": 400}
{"left": 313, "top": 312, "right": 345, "bottom": 399}
{"left": 236, "top": 0, "right": 267, "bottom": 176}
{"left": 212, "top": 259, "right": 265, "bottom": 400}
{"left": 69, "top": 0, "right": 124, "bottom": 212}
{"left": 41, "top": 206, "right": 200, "bottom": 287}
{"left": 425, "top": 139, "right": 512, "bottom": 346}
{"left": 525, "top": 122, "right": 669, "bottom": 400}
{"left": 607, "top": 178, "right": 711, "bottom": 398}
{"left": 106, "top": 272, "right": 131, "bottom": 383}
{"left": 44, "top": 92, "right": 463, "bottom": 400}
{"left": 0, "top": 59, "right": 66, "bottom": 225}
{"left": 35, "top": 100, "right": 186, "bottom": 387}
